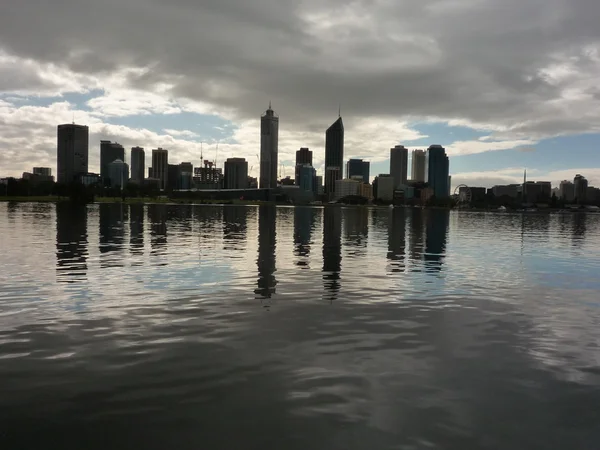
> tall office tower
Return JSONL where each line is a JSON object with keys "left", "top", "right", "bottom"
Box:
{"left": 224, "top": 158, "right": 249, "bottom": 189}
{"left": 390, "top": 145, "right": 408, "bottom": 188}
{"left": 411, "top": 149, "right": 426, "bottom": 182}
{"left": 57, "top": 123, "right": 89, "bottom": 184}
{"left": 346, "top": 158, "right": 370, "bottom": 184}
{"left": 295, "top": 147, "right": 313, "bottom": 184}
{"left": 425, "top": 145, "right": 450, "bottom": 198}
{"left": 324, "top": 115, "right": 344, "bottom": 197}
{"left": 152, "top": 148, "right": 169, "bottom": 190}
{"left": 100, "top": 141, "right": 125, "bottom": 185}
{"left": 574, "top": 174, "right": 588, "bottom": 204}
{"left": 130, "top": 147, "right": 145, "bottom": 184}
{"left": 559, "top": 180, "right": 575, "bottom": 202}
{"left": 260, "top": 102, "right": 279, "bottom": 189}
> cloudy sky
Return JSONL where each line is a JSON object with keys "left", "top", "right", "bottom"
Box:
{"left": 1, "top": 0, "right": 600, "bottom": 189}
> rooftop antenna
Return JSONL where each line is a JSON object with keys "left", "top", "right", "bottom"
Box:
{"left": 338, "top": 104, "right": 341, "bottom": 118}
{"left": 200, "top": 142, "right": 203, "bottom": 164}
{"left": 269, "top": 100, "right": 272, "bottom": 110}
{"left": 72, "top": 112, "right": 75, "bottom": 125}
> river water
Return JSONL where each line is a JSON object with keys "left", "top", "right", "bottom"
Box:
{"left": 1, "top": 203, "right": 600, "bottom": 449}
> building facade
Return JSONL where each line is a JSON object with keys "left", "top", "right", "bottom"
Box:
{"left": 57, "top": 123, "right": 89, "bottom": 184}
{"left": 346, "top": 158, "right": 370, "bottom": 184}
{"left": 33, "top": 167, "right": 52, "bottom": 177}
{"left": 151, "top": 148, "right": 169, "bottom": 190}
{"left": 100, "top": 141, "right": 125, "bottom": 186}
{"left": 493, "top": 184, "right": 520, "bottom": 198}
{"left": 179, "top": 162, "right": 193, "bottom": 190}
{"left": 295, "top": 148, "right": 312, "bottom": 184}
{"left": 224, "top": 158, "right": 249, "bottom": 189}
{"left": 130, "top": 147, "right": 145, "bottom": 184}
{"left": 574, "top": 174, "right": 588, "bottom": 204}
{"left": 425, "top": 145, "right": 449, "bottom": 198}
{"left": 260, "top": 103, "right": 279, "bottom": 189}
{"left": 374, "top": 174, "right": 394, "bottom": 202}
{"left": 559, "top": 180, "right": 575, "bottom": 202}
{"left": 107, "top": 159, "right": 129, "bottom": 188}
{"left": 297, "top": 164, "right": 316, "bottom": 193}
{"left": 325, "top": 116, "right": 344, "bottom": 197}
{"left": 334, "top": 179, "right": 360, "bottom": 200}
{"left": 411, "top": 149, "right": 426, "bottom": 182}
{"left": 390, "top": 145, "right": 408, "bottom": 188}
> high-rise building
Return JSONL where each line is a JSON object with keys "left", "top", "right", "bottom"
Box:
{"left": 107, "top": 159, "right": 129, "bottom": 188}
{"left": 130, "top": 147, "right": 145, "bottom": 184}
{"left": 346, "top": 159, "right": 370, "bottom": 184}
{"left": 390, "top": 145, "right": 408, "bottom": 188}
{"left": 411, "top": 149, "right": 426, "bottom": 182}
{"left": 297, "top": 164, "right": 316, "bottom": 193}
{"left": 179, "top": 162, "right": 193, "bottom": 190}
{"left": 167, "top": 164, "right": 180, "bottom": 190}
{"left": 260, "top": 103, "right": 279, "bottom": 189}
{"left": 33, "top": 167, "right": 52, "bottom": 177}
{"left": 57, "top": 123, "right": 89, "bottom": 184}
{"left": 325, "top": 116, "right": 344, "bottom": 197}
{"left": 295, "top": 148, "right": 312, "bottom": 184}
{"left": 224, "top": 157, "right": 248, "bottom": 189}
{"left": 559, "top": 180, "right": 575, "bottom": 202}
{"left": 100, "top": 141, "right": 125, "bottom": 185}
{"left": 151, "top": 148, "right": 169, "bottom": 190}
{"left": 574, "top": 174, "right": 588, "bottom": 204}
{"left": 425, "top": 145, "right": 449, "bottom": 198}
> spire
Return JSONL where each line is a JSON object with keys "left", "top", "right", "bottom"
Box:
{"left": 524, "top": 168, "right": 527, "bottom": 184}
{"left": 268, "top": 100, "right": 272, "bottom": 110}
{"left": 338, "top": 104, "right": 341, "bottom": 118}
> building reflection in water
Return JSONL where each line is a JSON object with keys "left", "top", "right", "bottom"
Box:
{"left": 293, "top": 206, "right": 317, "bottom": 268}
{"left": 322, "top": 207, "right": 342, "bottom": 303}
{"left": 387, "top": 208, "right": 407, "bottom": 273}
{"left": 409, "top": 208, "right": 425, "bottom": 267}
{"left": 56, "top": 203, "right": 88, "bottom": 283}
{"left": 255, "top": 206, "right": 277, "bottom": 301}
{"left": 343, "top": 207, "right": 369, "bottom": 254}
{"left": 223, "top": 206, "right": 249, "bottom": 252}
{"left": 148, "top": 204, "right": 167, "bottom": 260}
{"left": 572, "top": 213, "right": 586, "bottom": 247}
{"left": 424, "top": 209, "right": 449, "bottom": 273}
{"left": 99, "top": 203, "right": 126, "bottom": 267}
{"left": 129, "top": 204, "right": 144, "bottom": 256}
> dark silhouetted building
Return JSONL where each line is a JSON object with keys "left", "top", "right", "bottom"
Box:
{"left": 107, "top": 159, "right": 129, "bottom": 188}
{"left": 574, "top": 174, "right": 588, "bottom": 204}
{"left": 346, "top": 158, "right": 370, "bottom": 184}
{"left": 260, "top": 103, "right": 279, "bottom": 189}
{"left": 224, "top": 158, "right": 249, "bottom": 189}
{"left": 130, "top": 147, "right": 145, "bottom": 184}
{"left": 179, "top": 162, "right": 193, "bottom": 190}
{"left": 425, "top": 145, "right": 449, "bottom": 198}
{"left": 100, "top": 141, "right": 125, "bottom": 186}
{"left": 151, "top": 148, "right": 169, "bottom": 190}
{"left": 325, "top": 116, "right": 344, "bottom": 198}
{"left": 411, "top": 149, "right": 426, "bottom": 182}
{"left": 390, "top": 145, "right": 408, "bottom": 188}
{"left": 295, "top": 148, "right": 313, "bottom": 183}
{"left": 57, "top": 123, "right": 89, "bottom": 184}
{"left": 167, "top": 164, "right": 180, "bottom": 190}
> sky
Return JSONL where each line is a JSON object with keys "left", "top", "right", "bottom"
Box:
{"left": 1, "top": 0, "right": 600, "bottom": 191}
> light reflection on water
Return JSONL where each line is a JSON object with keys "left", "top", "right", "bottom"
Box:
{"left": 1, "top": 203, "right": 600, "bottom": 449}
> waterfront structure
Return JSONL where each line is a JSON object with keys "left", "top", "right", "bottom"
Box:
{"left": 57, "top": 123, "right": 89, "bottom": 184}
{"left": 130, "top": 147, "right": 145, "bottom": 184}
{"left": 179, "top": 162, "right": 193, "bottom": 190}
{"left": 224, "top": 158, "right": 249, "bottom": 189}
{"left": 346, "top": 158, "right": 370, "bottom": 184}
{"left": 151, "top": 148, "right": 169, "bottom": 190}
{"left": 260, "top": 103, "right": 279, "bottom": 189}
{"left": 295, "top": 148, "right": 312, "bottom": 184}
{"left": 390, "top": 145, "right": 408, "bottom": 188}
{"left": 373, "top": 174, "right": 394, "bottom": 202}
{"left": 411, "top": 149, "right": 426, "bottom": 182}
{"left": 107, "top": 159, "right": 129, "bottom": 188}
{"left": 559, "top": 180, "right": 575, "bottom": 202}
{"left": 325, "top": 116, "right": 344, "bottom": 197}
{"left": 574, "top": 174, "right": 588, "bottom": 204}
{"left": 297, "top": 164, "right": 316, "bottom": 193}
{"left": 425, "top": 145, "right": 449, "bottom": 198}
{"left": 100, "top": 141, "right": 125, "bottom": 186}
{"left": 334, "top": 178, "right": 360, "bottom": 200}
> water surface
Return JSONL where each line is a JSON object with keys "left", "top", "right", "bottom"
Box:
{"left": 1, "top": 203, "right": 600, "bottom": 449}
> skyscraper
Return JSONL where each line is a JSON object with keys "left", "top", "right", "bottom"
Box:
{"left": 295, "top": 147, "right": 312, "bottom": 184}
{"left": 346, "top": 159, "right": 370, "bottom": 184}
{"left": 130, "top": 147, "right": 145, "bottom": 184}
{"left": 57, "top": 123, "right": 89, "bottom": 184}
{"left": 574, "top": 174, "right": 588, "bottom": 204}
{"left": 325, "top": 116, "right": 344, "bottom": 197}
{"left": 390, "top": 145, "right": 408, "bottom": 188}
{"left": 107, "top": 159, "right": 129, "bottom": 188}
{"left": 411, "top": 149, "right": 426, "bottom": 182}
{"left": 100, "top": 141, "right": 125, "bottom": 186}
{"left": 425, "top": 145, "right": 450, "bottom": 198}
{"left": 260, "top": 103, "right": 279, "bottom": 189}
{"left": 152, "top": 148, "right": 169, "bottom": 190}
{"left": 224, "top": 157, "right": 249, "bottom": 189}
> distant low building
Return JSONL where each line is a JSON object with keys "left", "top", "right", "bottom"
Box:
{"left": 79, "top": 173, "right": 101, "bottom": 186}
{"left": 374, "top": 174, "right": 394, "bottom": 202}
{"left": 335, "top": 178, "right": 360, "bottom": 200}
{"left": 559, "top": 180, "right": 575, "bottom": 202}
{"left": 492, "top": 184, "right": 520, "bottom": 198}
